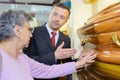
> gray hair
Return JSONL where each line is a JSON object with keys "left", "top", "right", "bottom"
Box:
{"left": 0, "top": 10, "right": 32, "bottom": 42}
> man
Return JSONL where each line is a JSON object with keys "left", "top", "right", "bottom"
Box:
{"left": 23, "top": 3, "right": 75, "bottom": 80}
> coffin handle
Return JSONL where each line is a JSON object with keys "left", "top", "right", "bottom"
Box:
{"left": 81, "top": 38, "right": 90, "bottom": 46}
{"left": 112, "top": 34, "right": 120, "bottom": 46}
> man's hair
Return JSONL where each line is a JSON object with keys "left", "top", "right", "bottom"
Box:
{"left": 0, "top": 10, "right": 32, "bottom": 42}
{"left": 53, "top": 3, "right": 70, "bottom": 15}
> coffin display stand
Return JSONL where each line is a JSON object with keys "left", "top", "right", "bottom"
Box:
{"left": 77, "top": 2, "right": 120, "bottom": 80}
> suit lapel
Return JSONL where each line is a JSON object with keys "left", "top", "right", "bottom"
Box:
{"left": 40, "top": 26, "right": 64, "bottom": 51}
{"left": 55, "top": 32, "right": 63, "bottom": 49}
{"left": 41, "top": 26, "right": 55, "bottom": 51}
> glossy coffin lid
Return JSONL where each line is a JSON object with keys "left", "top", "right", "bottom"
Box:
{"left": 79, "top": 2, "right": 120, "bottom": 34}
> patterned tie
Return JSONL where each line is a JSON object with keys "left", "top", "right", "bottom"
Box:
{"left": 51, "top": 32, "right": 56, "bottom": 48}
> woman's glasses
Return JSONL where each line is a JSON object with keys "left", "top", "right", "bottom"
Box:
{"left": 24, "top": 25, "right": 34, "bottom": 34}
{"left": 28, "top": 27, "right": 34, "bottom": 33}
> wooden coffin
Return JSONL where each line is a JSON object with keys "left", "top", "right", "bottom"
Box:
{"left": 87, "top": 31, "right": 120, "bottom": 50}
{"left": 96, "top": 51, "right": 120, "bottom": 64}
{"left": 78, "top": 2, "right": 120, "bottom": 52}
{"left": 77, "top": 61, "right": 120, "bottom": 80}
{"left": 77, "top": 2, "right": 120, "bottom": 80}
{"left": 79, "top": 2, "right": 120, "bottom": 34}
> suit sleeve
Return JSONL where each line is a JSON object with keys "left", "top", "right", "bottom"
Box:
{"left": 39, "top": 52, "right": 57, "bottom": 65}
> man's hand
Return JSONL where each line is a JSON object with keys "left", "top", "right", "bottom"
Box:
{"left": 55, "top": 42, "right": 77, "bottom": 59}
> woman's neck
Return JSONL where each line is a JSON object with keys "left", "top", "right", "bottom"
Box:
{"left": 0, "top": 40, "right": 19, "bottom": 59}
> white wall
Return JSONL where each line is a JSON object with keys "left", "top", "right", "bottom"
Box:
{"left": 97, "top": 0, "right": 120, "bottom": 12}
{"left": 71, "top": 0, "right": 92, "bottom": 58}
{"left": 71, "top": 1, "right": 92, "bottom": 80}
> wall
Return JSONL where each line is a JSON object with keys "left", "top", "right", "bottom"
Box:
{"left": 71, "top": 0, "right": 92, "bottom": 59}
{"left": 96, "top": 0, "right": 120, "bottom": 12}
{"left": 70, "top": 1, "right": 92, "bottom": 80}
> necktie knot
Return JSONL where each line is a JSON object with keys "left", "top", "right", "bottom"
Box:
{"left": 51, "top": 32, "right": 56, "bottom": 48}
{"left": 51, "top": 32, "right": 56, "bottom": 37}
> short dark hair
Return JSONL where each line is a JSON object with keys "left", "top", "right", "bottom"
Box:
{"left": 0, "top": 10, "right": 32, "bottom": 42}
{"left": 53, "top": 3, "right": 70, "bottom": 15}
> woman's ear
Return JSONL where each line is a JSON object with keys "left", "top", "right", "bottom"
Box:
{"left": 14, "top": 25, "right": 21, "bottom": 38}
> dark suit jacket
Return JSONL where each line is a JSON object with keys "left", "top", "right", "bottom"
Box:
{"left": 23, "top": 24, "right": 72, "bottom": 80}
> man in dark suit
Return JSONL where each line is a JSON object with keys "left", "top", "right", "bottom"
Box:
{"left": 23, "top": 3, "right": 74, "bottom": 80}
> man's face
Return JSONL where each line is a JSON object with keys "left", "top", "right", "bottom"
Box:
{"left": 48, "top": 6, "right": 69, "bottom": 31}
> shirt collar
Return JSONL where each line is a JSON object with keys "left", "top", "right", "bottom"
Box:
{"left": 46, "top": 23, "right": 59, "bottom": 35}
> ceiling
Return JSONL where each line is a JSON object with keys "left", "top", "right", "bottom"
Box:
{"left": 0, "top": 0, "right": 61, "bottom": 6}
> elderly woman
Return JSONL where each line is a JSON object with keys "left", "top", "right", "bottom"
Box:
{"left": 0, "top": 10, "right": 96, "bottom": 80}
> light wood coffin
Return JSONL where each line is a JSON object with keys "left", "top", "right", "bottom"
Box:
{"left": 77, "top": 2, "right": 120, "bottom": 80}
{"left": 80, "top": 2, "right": 120, "bottom": 34}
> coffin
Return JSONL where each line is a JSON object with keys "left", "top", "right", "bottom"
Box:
{"left": 86, "top": 31, "right": 120, "bottom": 51}
{"left": 80, "top": 1, "right": 120, "bottom": 34}
{"left": 77, "top": 2, "right": 120, "bottom": 80}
